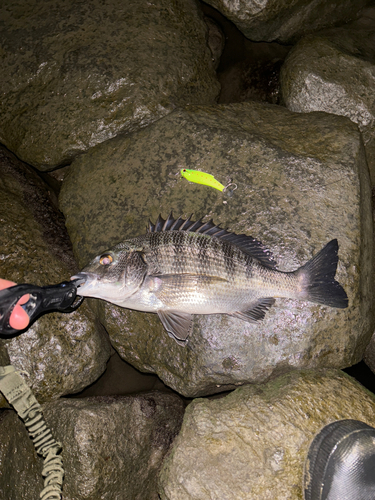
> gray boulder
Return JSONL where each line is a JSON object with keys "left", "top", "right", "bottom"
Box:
{"left": 280, "top": 7, "right": 375, "bottom": 183}
{"left": 0, "top": 146, "right": 111, "bottom": 405}
{"left": 0, "top": 392, "right": 185, "bottom": 500}
{"left": 203, "top": 0, "right": 370, "bottom": 43}
{"left": 0, "top": 0, "right": 219, "bottom": 170}
{"left": 59, "top": 102, "right": 373, "bottom": 397}
{"left": 159, "top": 369, "right": 375, "bottom": 500}
{"left": 204, "top": 16, "right": 225, "bottom": 70}
{"left": 364, "top": 333, "right": 375, "bottom": 374}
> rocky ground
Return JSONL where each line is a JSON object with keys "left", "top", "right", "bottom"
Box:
{"left": 1, "top": 0, "right": 375, "bottom": 499}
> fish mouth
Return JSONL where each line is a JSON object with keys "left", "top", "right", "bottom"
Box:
{"left": 70, "top": 276, "right": 87, "bottom": 288}
{"left": 70, "top": 272, "right": 98, "bottom": 297}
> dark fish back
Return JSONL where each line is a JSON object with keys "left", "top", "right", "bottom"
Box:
{"left": 146, "top": 213, "right": 277, "bottom": 271}
{"left": 139, "top": 228, "right": 254, "bottom": 283}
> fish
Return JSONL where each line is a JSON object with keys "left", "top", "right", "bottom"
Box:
{"left": 72, "top": 213, "right": 348, "bottom": 345}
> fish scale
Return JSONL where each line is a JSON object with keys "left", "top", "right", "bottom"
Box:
{"left": 72, "top": 213, "right": 348, "bottom": 345}
{"left": 147, "top": 231, "right": 244, "bottom": 286}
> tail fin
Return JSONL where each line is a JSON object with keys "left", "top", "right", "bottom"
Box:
{"left": 297, "top": 239, "right": 348, "bottom": 309}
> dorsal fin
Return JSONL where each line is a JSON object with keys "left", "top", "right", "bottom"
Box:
{"left": 148, "top": 213, "right": 277, "bottom": 269}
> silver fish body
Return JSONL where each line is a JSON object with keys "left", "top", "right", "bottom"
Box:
{"left": 73, "top": 214, "right": 348, "bottom": 344}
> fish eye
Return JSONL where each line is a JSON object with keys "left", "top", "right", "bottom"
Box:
{"left": 99, "top": 254, "right": 113, "bottom": 266}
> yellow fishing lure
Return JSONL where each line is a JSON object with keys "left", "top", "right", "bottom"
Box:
{"left": 180, "top": 169, "right": 225, "bottom": 192}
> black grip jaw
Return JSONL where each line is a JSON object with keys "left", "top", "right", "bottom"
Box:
{"left": 0, "top": 279, "right": 85, "bottom": 338}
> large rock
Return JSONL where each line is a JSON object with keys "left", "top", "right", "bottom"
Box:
{"left": 59, "top": 102, "right": 373, "bottom": 397}
{"left": 159, "top": 369, "right": 375, "bottom": 500}
{"left": 364, "top": 332, "right": 375, "bottom": 374}
{"left": 203, "top": 0, "right": 370, "bottom": 44}
{"left": 280, "top": 7, "right": 375, "bottom": 183}
{"left": 0, "top": 392, "right": 185, "bottom": 500}
{"left": 0, "top": 146, "right": 111, "bottom": 405}
{"left": 0, "top": 0, "right": 220, "bottom": 170}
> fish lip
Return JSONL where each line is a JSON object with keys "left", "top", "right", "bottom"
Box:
{"left": 70, "top": 272, "right": 89, "bottom": 285}
{"left": 70, "top": 274, "right": 87, "bottom": 287}
{"left": 70, "top": 272, "right": 97, "bottom": 295}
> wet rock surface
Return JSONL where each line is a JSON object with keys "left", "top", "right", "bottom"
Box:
{"left": 0, "top": 146, "right": 111, "bottom": 405}
{"left": 202, "top": 0, "right": 370, "bottom": 43}
{"left": 0, "top": 0, "right": 220, "bottom": 170}
{"left": 0, "top": 391, "right": 185, "bottom": 500}
{"left": 281, "top": 7, "right": 375, "bottom": 182}
{"left": 1, "top": 0, "right": 375, "bottom": 498}
{"left": 365, "top": 332, "right": 375, "bottom": 374}
{"left": 202, "top": 3, "right": 292, "bottom": 105}
{"left": 159, "top": 369, "right": 375, "bottom": 500}
{"left": 60, "top": 102, "right": 373, "bottom": 397}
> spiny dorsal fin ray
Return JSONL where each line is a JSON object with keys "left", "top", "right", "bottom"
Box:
{"left": 148, "top": 213, "right": 277, "bottom": 269}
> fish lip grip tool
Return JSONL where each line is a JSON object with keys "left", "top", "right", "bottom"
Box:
{"left": 0, "top": 278, "right": 85, "bottom": 338}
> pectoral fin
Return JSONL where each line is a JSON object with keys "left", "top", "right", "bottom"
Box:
{"left": 230, "top": 297, "right": 276, "bottom": 322}
{"left": 157, "top": 310, "right": 193, "bottom": 345}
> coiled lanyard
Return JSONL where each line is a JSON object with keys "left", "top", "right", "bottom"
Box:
{"left": 0, "top": 366, "right": 64, "bottom": 500}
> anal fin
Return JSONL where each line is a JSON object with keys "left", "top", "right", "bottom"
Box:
{"left": 157, "top": 310, "right": 193, "bottom": 345}
{"left": 230, "top": 297, "right": 275, "bottom": 323}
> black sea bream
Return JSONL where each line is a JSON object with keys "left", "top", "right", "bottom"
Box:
{"left": 73, "top": 214, "right": 348, "bottom": 345}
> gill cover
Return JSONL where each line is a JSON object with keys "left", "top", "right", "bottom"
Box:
{"left": 73, "top": 246, "right": 148, "bottom": 302}
{"left": 123, "top": 250, "right": 148, "bottom": 289}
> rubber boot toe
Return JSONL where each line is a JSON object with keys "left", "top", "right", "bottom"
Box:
{"left": 304, "top": 419, "right": 375, "bottom": 500}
